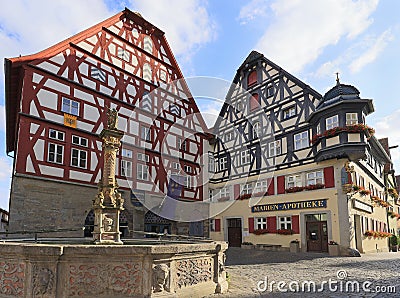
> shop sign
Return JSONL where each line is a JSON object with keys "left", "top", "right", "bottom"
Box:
{"left": 251, "top": 199, "right": 327, "bottom": 213}
{"left": 353, "top": 199, "right": 373, "bottom": 213}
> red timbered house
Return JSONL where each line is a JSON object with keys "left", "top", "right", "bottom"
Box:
{"left": 5, "top": 9, "right": 209, "bottom": 237}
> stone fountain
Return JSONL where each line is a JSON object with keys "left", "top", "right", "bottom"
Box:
{"left": 0, "top": 110, "right": 228, "bottom": 297}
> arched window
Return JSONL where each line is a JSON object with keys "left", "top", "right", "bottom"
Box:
{"left": 247, "top": 70, "right": 257, "bottom": 87}
{"left": 144, "top": 36, "right": 153, "bottom": 53}
{"left": 143, "top": 63, "right": 152, "bottom": 82}
{"left": 253, "top": 122, "right": 261, "bottom": 139}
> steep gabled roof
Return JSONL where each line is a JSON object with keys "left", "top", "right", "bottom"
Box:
{"left": 213, "top": 50, "right": 322, "bottom": 130}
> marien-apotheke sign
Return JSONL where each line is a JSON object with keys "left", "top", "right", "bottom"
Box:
{"left": 251, "top": 199, "right": 327, "bottom": 213}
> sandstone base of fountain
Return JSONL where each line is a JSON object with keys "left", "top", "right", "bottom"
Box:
{"left": 0, "top": 240, "right": 228, "bottom": 297}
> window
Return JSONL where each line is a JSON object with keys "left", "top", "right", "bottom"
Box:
{"left": 143, "top": 63, "right": 152, "bottom": 82}
{"left": 178, "top": 138, "right": 187, "bottom": 152}
{"left": 269, "top": 141, "right": 281, "bottom": 157}
{"left": 72, "top": 135, "right": 88, "bottom": 147}
{"left": 169, "top": 103, "right": 181, "bottom": 116}
{"left": 283, "top": 106, "right": 296, "bottom": 119}
{"left": 306, "top": 170, "right": 323, "bottom": 185}
{"left": 90, "top": 66, "right": 106, "bottom": 82}
{"left": 278, "top": 216, "right": 292, "bottom": 230}
{"left": 287, "top": 175, "right": 302, "bottom": 188}
{"left": 266, "top": 85, "right": 274, "bottom": 97}
{"left": 121, "top": 160, "right": 132, "bottom": 177}
{"left": 210, "top": 219, "right": 216, "bottom": 231}
{"left": 208, "top": 153, "right": 215, "bottom": 173}
{"left": 209, "top": 189, "right": 214, "bottom": 201}
{"left": 62, "top": 97, "right": 79, "bottom": 116}
{"left": 237, "top": 102, "right": 243, "bottom": 111}
{"left": 253, "top": 122, "right": 261, "bottom": 139}
{"left": 122, "top": 149, "right": 133, "bottom": 158}
{"left": 184, "top": 165, "right": 192, "bottom": 174}
{"left": 137, "top": 153, "right": 149, "bottom": 162}
{"left": 255, "top": 180, "right": 268, "bottom": 193}
{"left": 247, "top": 70, "right": 257, "bottom": 87}
{"left": 172, "top": 162, "right": 180, "bottom": 170}
{"left": 241, "top": 149, "right": 251, "bottom": 165}
{"left": 224, "top": 131, "right": 234, "bottom": 142}
{"left": 71, "top": 148, "right": 87, "bottom": 168}
{"left": 255, "top": 217, "right": 267, "bottom": 230}
{"left": 242, "top": 183, "right": 252, "bottom": 195}
{"left": 316, "top": 123, "right": 321, "bottom": 135}
{"left": 48, "top": 143, "right": 64, "bottom": 164}
{"left": 137, "top": 164, "right": 149, "bottom": 180}
{"left": 141, "top": 126, "right": 151, "bottom": 141}
{"left": 294, "top": 131, "right": 309, "bottom": 150}
{"left": 183, "top": 176, "right": 191, "bottom": 188}
{"left": 159, "top": 69, "right": 167, "bottom": 82}
{"left": 220, "top": 187, "right": 230, "bottom": 199}
{"left": 346, "top": 113, "right": 358, "bottom": 125}
{"left": 49, "top": 129, "right": 65, "bottom": 141}
{"left": 117, "top": 47, "right": 130, "bottom": 61}
{"left": 326, "top": 115, "right": 339, "bottom": 130}
{"left": 219, "top": 156, "right": 228, "bottom": 171}
{"left": 143, "top": 36, "right": 153, "bottom": 53}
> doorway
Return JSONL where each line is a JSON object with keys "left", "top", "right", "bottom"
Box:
{"left": 306, "top": 221, "right": 328, "bottom": 252}
{"left": 227, "top": 218, "right": 242, "bottom": 247}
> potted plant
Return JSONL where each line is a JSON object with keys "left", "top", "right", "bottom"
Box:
{"left": 328, "top": 240, "right": 340, "bottom": 256}
{"left": 290, "top": 239, "right": 300, "bottom": 253}
{"left": 390, "top": 235, "right": 398, "bottom": 252}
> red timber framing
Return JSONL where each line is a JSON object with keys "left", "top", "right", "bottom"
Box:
{"left": 5, "top": 8, "right": 209, "bottom": 202}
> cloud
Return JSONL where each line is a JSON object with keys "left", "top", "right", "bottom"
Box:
{"left": 349, "top": 29, "right": 394, "bottom": 73}
{"left": 0, "top": 157, "right": 12, "bottom": 181}
{"left": 237, "top": 0, "right": 269, "bottom": 25}
{"left": 0, "top": 105, "right": 5, "bottom": 132}
{"left": 128, "top": 0, "right": 217, "bottom": 60}
{"left": 253, "top": 0, "right": 378, "bottom": 73}
{"left": 374, "top": 109, "right": 400, "bottom": 172}
{"left": 195, "top": 99, "right": 223, "bottom": 128}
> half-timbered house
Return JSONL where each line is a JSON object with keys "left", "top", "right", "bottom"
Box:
{"left": 209, "top": 51, "right": 397, "bottom": 254}
{"left": 5, "top": 9, "right": 210, "bottom": 237}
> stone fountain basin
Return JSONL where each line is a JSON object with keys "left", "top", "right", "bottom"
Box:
{"left": 0, "top": 240, "right": 228, "bottom": 297}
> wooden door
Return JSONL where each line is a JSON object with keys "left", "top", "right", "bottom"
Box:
{"left": 306, "top": 221, "right": 328, "bottom": 252}
{"left": 227, "top": 218, "right": 242, "bottom": 247}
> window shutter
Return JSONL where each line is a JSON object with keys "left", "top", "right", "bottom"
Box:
{"left": 247, "top": 70, "right": 257, "bottom": 87}
{"left": 292, "top": 215, "right": 300, "bottom": 234}
{"left": 234, "top": 184, "right": 240, "bottom": 200}
{"left": 215, "top": 219, "right": 221, "bottom": 232}
{"left": 250, "top": 93, "right": 259, "bottom": 110}
{"left": 277, "top": 176, "right": 285, "bottom": 194}
{"left": 267, "top": 177, "right": 274, "bottom": 195}
{"left": 248, "top": 217, "right": 254, "bottom": 233}
{"left": 267, "top": 216, "right": 276, "bottom": 233}
{"left": 324, "top": 166, "right": 335, "bottom": 188}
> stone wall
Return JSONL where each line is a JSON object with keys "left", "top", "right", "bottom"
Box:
{"left": 0, "top": 241, "right": 228, "bottom": 297}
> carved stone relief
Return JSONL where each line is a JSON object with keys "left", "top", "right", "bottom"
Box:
{"left": 176, "top": 258, "right": 212, "bottom": 289}
{"left": 0, "top": 261, "right": 25, "bottom": 296}
{"left": 32, "top": 266, "right": 54, "bottom": 296}
{"left": 68, "top": 263, "right": 142, "bottom": 296}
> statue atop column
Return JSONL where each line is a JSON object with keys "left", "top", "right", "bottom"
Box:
{"left": 92, "top": 108, "right": 124, "bottom": 244}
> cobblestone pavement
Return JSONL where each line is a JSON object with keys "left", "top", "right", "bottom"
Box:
{"left": 208, "top": 248, "right": 400, "bottom": 297}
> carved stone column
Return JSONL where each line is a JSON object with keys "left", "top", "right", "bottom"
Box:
{"left": 92, "top": 108, "right": 124, "bottom": 244}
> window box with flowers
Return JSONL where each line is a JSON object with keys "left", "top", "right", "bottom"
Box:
{"left": 364, "top": 230, "right": 392, "bottom": 238}
{"left": 387, "top": 188, "right": 399, "bottom": 199}
{"left": 276, "top": 229, "right": 294, "bottom": 235}
{"left": 310, "top": 124, "right": 375, "bottom": 145}
{"left": 218, "top": 196, "right": 230, "bottom": 202}
{"left": 285, "top": 186, "right": 304, "bottom": 193}
{"left": 252, "top": 192, "right": 268, "bottom": 198}
{"left": 328, "top": 241, "right": 340, "bottom": 256}
{"left": 253, "top": 229, "right": 269, "bottom": 235}
{"left": 305, "top": 183, "right": 325, "bottom": 191}
{"left": 237, "top": 193, "right": 252, "bottom": 200}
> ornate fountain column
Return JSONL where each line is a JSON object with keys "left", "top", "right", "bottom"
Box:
{"left": 92, "top": 108, "right": 124, "bottom": 244}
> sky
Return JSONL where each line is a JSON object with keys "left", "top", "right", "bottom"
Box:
{"left": 0, "top": 0, "right": 400, "bottom": 210}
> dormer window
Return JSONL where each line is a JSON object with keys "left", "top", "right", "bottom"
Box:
{"left": 326, "top": 115, "right": 339, "bottom": 130}
{"left": 247, "top": 70, "right": 257, "bottom": 87}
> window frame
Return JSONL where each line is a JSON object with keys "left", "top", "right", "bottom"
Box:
{"left": 120, "top": 159, "right": 132, "bottom": 177}
{"left": 269, "top": 140, "right": 281, "bottom": 157}
{"left": 241, "top": 149, "right": 251, "bottom": 165}
{"left": 242, "top": 183, "right": 252, "bottom": 195}
{"left": 49, "top": 129, "right": 65, "bottom": 141}
{"left": 255, "top": 217, "right": 267, "bottom": 230}
{"left": 61, "top": 97, "right": 80, "bottom": 116}
{"left": 140, "top": 126, "right": 151, "bottom": 142}
{"left": 219, "top": 156, "right": 228, "bottom": 171}
{"left": 71, "top": 148, "right": 87, "bottom": 169}
{"left": 137, "top": 163, "right": 149, "bottom": 181}
{"left": 47, "top": 143, "right": 64, "bottom": 164}
{"left": 278, "top": 216, "right": 292, "bottom": 230}
{"left": 306, "top": 170, "right": 324, "bottom": 186}
{"left": 72, "top": 135, "right": 88, "bottom": 147}
{"left": 286, "top": 175, "right": 302, "bottom": 188}
{"left": 253, "top": 122, "right": 261, "bottom": 139}
{"left": 282, "top": 106, "right": 296, "bottom": 120}
{"left": 326, "top": 115, "right": 339, "bottom": 130}
{"left": 346, "top": 113, "right": 358, "bottom": 125}
{"left": 294, "top": 131, "right": 309, "bottom": 150}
